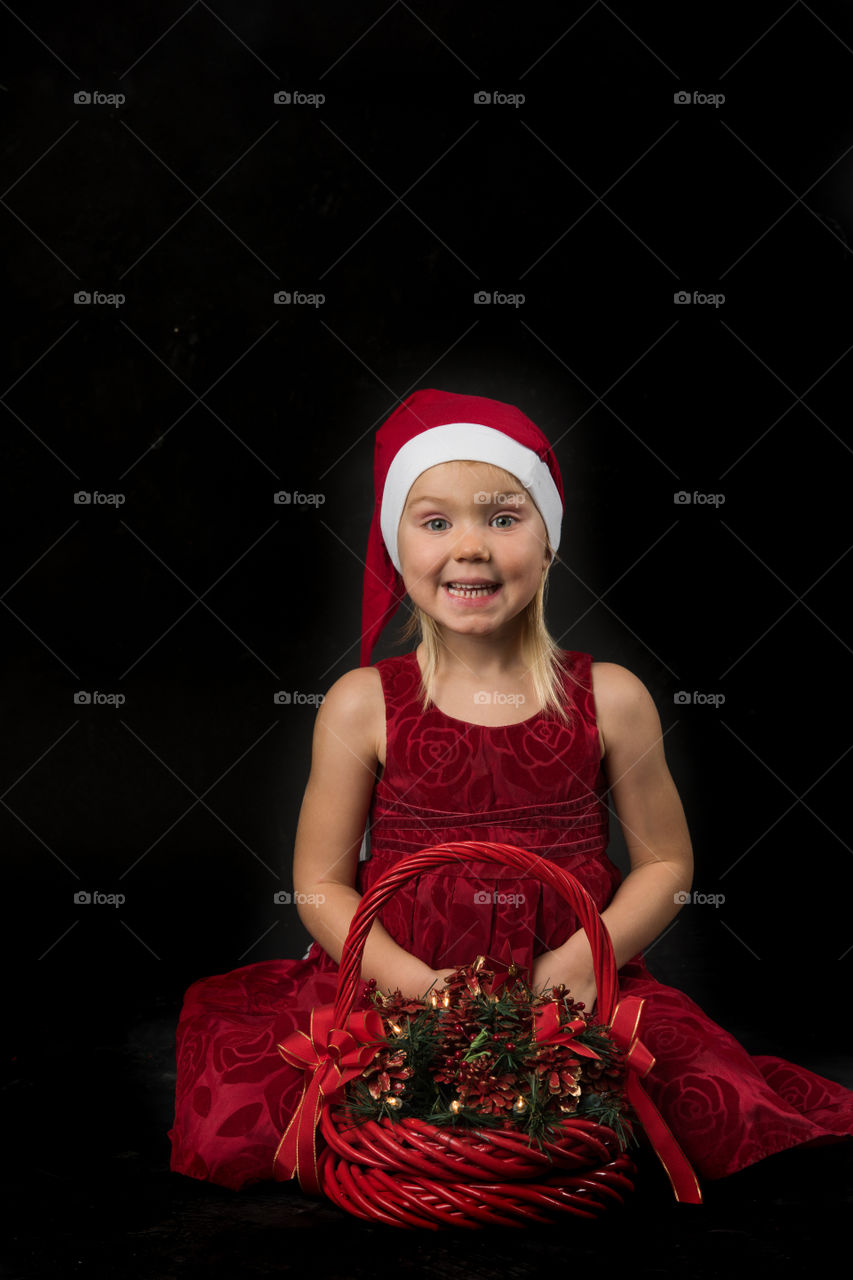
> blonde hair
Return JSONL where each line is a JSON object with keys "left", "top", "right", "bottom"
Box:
{"left": 395, "top": 462, "right": 575, "bottom": 726}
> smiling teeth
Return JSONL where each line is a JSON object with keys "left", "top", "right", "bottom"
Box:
{"left": 446, "top": 583, "right": 498, "bottom": 597}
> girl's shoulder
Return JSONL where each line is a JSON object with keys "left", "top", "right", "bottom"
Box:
{"left": 323, "top": 663, "right": 384, "bottom": 705}
{"left": 589, "top": 660, "right": 649, "bottom": 697}
{"left": 319, "top": 665, "right": 385, "bottom": 760}
{"left": 590, "top": 661, "right": 661, "bottom": 757}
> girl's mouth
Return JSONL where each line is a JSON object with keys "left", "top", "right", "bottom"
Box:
{"left": 443, "top": 582, "right": 502, "bottom": 600}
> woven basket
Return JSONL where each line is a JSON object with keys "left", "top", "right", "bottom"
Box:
{"left": 312, "top": 839, "right": 639, "bottom": 1227}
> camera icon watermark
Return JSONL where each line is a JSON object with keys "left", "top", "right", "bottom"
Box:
{"left": 73, "top": 690, "right": 126, "bottom": 707}
{"left": 673, "top": 690, "right": 726, "bottom": 707}
{"left": 74, "top": 889, "right": 126, "bottom": 906}
{"left": 74, "top": 490, "right": 126, "bottom": 506}
{"left": 473, "top": 290, "right": 525, "bottom": 307}
{"left": 473, "top": 889, "right": 526, "bottom": 905}
{"left": 73, "top": 90, "right": 126, "bottom": 107}
{"left": 274, "top": 691, "right": 325, "bottom": 707}
{"left": 674, "top": 890, "right": 725, "bottom": 907}
{"left": 673, "top": 90, "right": 725, "bottom": 108}
{"left": 273, "top": 90, "right": 325, "bottom": 106}
{"left": 273, "top": 890, "right": 326, "bottom": 904}
{"left": 473, "top": 90, "right": 525, "bottom": 108}
{"left": 273, "top": 291, "right": 325, "bottom": 308}
{"left": 273, "top": 491, "right": 325, "bottom": 505}
{"left": 474, "top": 491, "right": 525, "bottom": 506}
{"left": 73, "top": 290, "right": 126, "bottom": 308}
{"left": 473, "top": 691, "right": 526, "bottom": 707}
{"left": 673, "top": 490, "right": 725, "bottom": 506}
{"left": 674, "top": 290, "right": 725, "bottom": 308}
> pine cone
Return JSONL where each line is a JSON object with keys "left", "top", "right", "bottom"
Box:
{"left": 530, "top": 1044, "right": 583, "bottom": 1111}
{"left": 441, "top": 962, "right": 496, "bottom": 1000}
{"left": 547, "top": 983, "right": 589, "bottom": 1020}
{"left": 361, "top": 1047, "right": 413, "bottom": 1100}
{"left": 580, "top": 1044, "right": 628, "bottom": 1095}
{"left": 450, "top": 1061, "right": 519, "bottom": 1115}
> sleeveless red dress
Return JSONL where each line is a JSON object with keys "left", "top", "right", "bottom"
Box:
{"left": 168, "top": 649, "right": 853, "bottom": 1191}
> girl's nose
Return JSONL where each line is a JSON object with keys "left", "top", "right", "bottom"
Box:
{"left": 452, "top": 521, "right": 489, "bottom": 559}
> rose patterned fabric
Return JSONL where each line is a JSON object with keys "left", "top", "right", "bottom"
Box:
{"left": 168, "top": 649, "right": 853, "bottom": 1190}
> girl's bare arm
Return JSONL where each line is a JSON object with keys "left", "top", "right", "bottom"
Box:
{"left": 292, "top": 667, "right": 446, "bottom": 997}
{"left": 533, "top": 663, "right": 694, "bottom": 1005}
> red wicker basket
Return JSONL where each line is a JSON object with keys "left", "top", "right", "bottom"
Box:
{"left": 274, "top": 840, "right": 703, "bottom": 1226}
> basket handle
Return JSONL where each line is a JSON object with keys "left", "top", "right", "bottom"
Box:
{"left": 333, "top": 840, "right": 618, "bottom": 1028}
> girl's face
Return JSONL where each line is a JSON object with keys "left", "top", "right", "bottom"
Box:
{"left": 396, "top": 460, "right": 552, "bottom": 640}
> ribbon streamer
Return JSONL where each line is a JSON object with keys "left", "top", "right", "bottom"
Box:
{"left": 272, "top": 1004, "right": 386, "bottom": 1194}
{"left": 609, "top": 995, "right": 703, "bottom": 1204}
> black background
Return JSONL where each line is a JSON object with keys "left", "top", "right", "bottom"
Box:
{"left": 4, "top": 0, "right": 853, "bottom": 1209}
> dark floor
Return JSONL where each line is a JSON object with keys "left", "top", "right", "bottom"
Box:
{"left": 5, "top": 992, "right": 853, "bottom": 1278}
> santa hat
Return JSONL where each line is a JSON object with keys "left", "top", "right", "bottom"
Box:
{"left": 360, "top": 388, "right": 564, "bottom": 667}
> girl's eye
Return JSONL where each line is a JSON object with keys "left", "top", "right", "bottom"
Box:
{"left": 423, "top": 514, "right": 518, "bottom": 531}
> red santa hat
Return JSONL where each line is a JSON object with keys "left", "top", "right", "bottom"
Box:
{"left": 360, "top": 388, "right": 564, "bottom": 666}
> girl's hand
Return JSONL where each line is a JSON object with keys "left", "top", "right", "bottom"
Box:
{"left": 430, "top": 967, "right": 457, "bottom": 991}
{"left": 531, "top": 951, "right": 598, "bottom": 1018}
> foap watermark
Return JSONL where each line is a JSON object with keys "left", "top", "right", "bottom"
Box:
{"left": 474, "top": 491, "right": 526, "bottom": 506}
{"left": 273, "top": 90, "right": 325, "bottom": 107}
{"left": 74, "top": 291, "right": 126, "bottom": 308}
{"left": 273, "top": 290, "right": 325, "bottom": 308}
{"left": 473, "top": 91, "right": 525, "bottom": 108}
{"left": 474, "top": 290, "right": 525, "bottom": 307}
{"left": 674, "top": 290, "right": 725, "bottom": 308}
{"left": 674, "top": 890, "right": 725, "bottom": 907}
{"left": 673, "top": 690, "right": 726, "bottom": 707}
{"left": 673, "top": 490, "right": 725, "bottom": 506}
{"left": 74, "top": 490, "right": 126, "bottom": 506}
{"left": 74, "top": 889, "right": 126, "bottom": 907}
{"left": 273, "top": 491, "right": 325, "bottom": 505}
{"left": 274, "top": 691, "right": 325, "bottom": 707}
{"left": 73, "top": 90, "right": 126, "bottom": 107}
{"left": 474, "top": 691, "right": 526, "bottom": 707}
{"left": 74, "top": 690, "right": 126, "bottom": 707}
{"left": 673, "top": 90, "right": 725, "bottom": 108}
{"left": 273, "top": 890, "right": 326, "bottom": 905}
{"left": 474, "top": 890, "right": 526, "bottom": 905}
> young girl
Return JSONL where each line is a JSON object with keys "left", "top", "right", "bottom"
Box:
{"left": 168, "top": 388, "right": 853, "bottom": 1194}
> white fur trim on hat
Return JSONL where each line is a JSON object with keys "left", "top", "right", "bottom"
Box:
{"left": 380, "top": 422, "right": 562, "bottom": 573}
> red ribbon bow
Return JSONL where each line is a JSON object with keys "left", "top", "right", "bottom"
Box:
{"left": 608, "top": 995, "right": 703, "bottom": 1204}
{"left": 272, "top": 1004, "right": 386, "bottom": 1194}
{"left": 532, "top": 1001, "right": 605, "bottom": 1061}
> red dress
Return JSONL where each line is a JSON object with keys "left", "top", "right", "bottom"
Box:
{"left": 168, "top": 649, "right": 853, "bottom": 1191}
